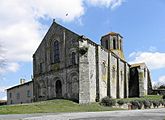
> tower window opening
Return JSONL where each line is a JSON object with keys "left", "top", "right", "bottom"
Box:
{"left": 113, "top": 38, "right": 116, "bottom": 49}
{"left": 105, "top": 40, "right": 108, "bottom": 49}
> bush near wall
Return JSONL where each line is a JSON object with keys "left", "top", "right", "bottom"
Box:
{"left": 129, "top": 100, "right": 144, "bottom": 109}
{"left": 117, "top": 100, "right": 125, "bottom": 106}
{"left": 163, "top": 95, "right": 165, "bottom": 99}
{"left": 100, "top": 96, "right": 116, "bottom": 107}
{"left": 143, "top": 100, "right": 152, "bottom": 109}
{"left": 100, "top": 95, "right": 165, "bottom": 110}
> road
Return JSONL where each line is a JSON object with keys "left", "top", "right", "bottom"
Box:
{"left": 0, "top": 108, "right": 165, "bottom": 120}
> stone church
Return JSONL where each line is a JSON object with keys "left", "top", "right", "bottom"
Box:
{"left": 33, "top": 21, "right": 152, "bottom": 103}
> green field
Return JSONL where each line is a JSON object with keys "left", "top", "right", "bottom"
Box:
{"left": 0, "top": 99, "right": 122, "bottom": 114}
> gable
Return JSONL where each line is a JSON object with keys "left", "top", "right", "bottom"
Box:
{"left": 33, "top": 22, "right": 80, "bottom": 56}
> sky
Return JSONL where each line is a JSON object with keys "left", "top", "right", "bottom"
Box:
{"left": 0, "top": 0, "right": 165, "bottom": 100}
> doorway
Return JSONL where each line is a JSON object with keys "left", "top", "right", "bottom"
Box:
{"left": 56, "top": 80, "right": 62, "bottom": 98}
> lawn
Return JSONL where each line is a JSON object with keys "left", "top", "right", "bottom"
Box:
{"left": 0, "top": 99, "right": 122, "bottom": 114}
{"left": 0, "top": 95, "right": 162, "bottom": 114}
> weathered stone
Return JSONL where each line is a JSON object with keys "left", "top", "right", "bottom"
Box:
{"left": 32, "top": 21, "right": 152, "bottom": 104}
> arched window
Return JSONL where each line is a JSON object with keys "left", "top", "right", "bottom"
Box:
{"left": 71, "top": 52, "right": 76, "bottom": 65}
{"left": 53, "top": 41, "right": 60, "bottom": 63}
{"left": 102, "top": 61, "right": 106, "bottom": 75}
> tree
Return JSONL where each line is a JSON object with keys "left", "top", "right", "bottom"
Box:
{"left": 158, "top": 85, "right": 165, "bottom": 89}
{"left": 153, "top": 82, "right": 165, "bottom": 90}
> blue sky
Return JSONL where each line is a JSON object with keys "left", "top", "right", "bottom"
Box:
{"left": 0, "top": 0, "right": 165, "bottom": 100}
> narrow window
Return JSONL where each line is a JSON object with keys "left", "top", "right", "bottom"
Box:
{"left": 16, "top": 93, "right": 20, "bottom": 99}
{"left": 102, "top": 61, "right": 106, "bottom": 75}
{"left": 71, "top": 52, "right": 76, "bottom": 65}
{"left": 144, "top": 68, "right": 146, "bottom": 78}
{"left": 9, "top": 93, "right": 12, "bottom": 98}
{"left": 39, "top": 63, "right": 43, "bottom": 73}
{"left": 27, "top": 90, "right": 31, "bottom": 97}
{"left": 105, "top": 40, "right": 108, "bottom": 49}
{"left": 113, "top": 38, "right": 116, "bottom": 49}
{"left": 54, "top": 41, "right": 60, "bottom": 63}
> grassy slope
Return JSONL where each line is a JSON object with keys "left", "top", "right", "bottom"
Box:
{"left": 0, "top": 99, "right": 122, "bottom": 114}
{"left": 0, "top": 95, "right": 162, "bottom": 114}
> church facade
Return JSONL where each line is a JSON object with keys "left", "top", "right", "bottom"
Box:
{"left": 33, "top": 21, "right": 152, "bottom": 103}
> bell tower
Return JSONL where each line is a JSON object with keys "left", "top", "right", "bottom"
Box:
{"left": 101, "top": 32, "right": 125, "bottom": 60}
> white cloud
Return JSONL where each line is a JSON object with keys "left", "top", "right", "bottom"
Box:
{"left": 0, "top": 87, "right": 6, "bottom": 93}
{"left": 0, "top": 87, "right": 7, "bottom": 100}
{"left": 158, "top": 76, "right": 165, "bottom": 84}
{"left": 129, "top": 51, "right": 165, "bottom": 70}
{"left": 0, "top": 0, "right": 85, "bottom": 74}
{"left": 1, "top": 96, "right": 7, "bottom": 100}
{"left": 149, "top": 46, "right": 157, "bottom": 52}
{"left": 0, "top": 86, "right": 7, "bottom": 100}
{"left": 0, "top": 0, "right": 124, "bottom": 73}
{"left": 6, "top": 62, "right": 20, "bottom": 72}
{"left": 33, "top": 0, "right": 85, "bottom": 22}
{"left": 87, "top": 0, "right": 124, "bottom": 9}
{"left": 0, "top": 62, "right": 20, "bottom": 73}
{"left": 128, "top": 51, "right": 136, "bottom": 58}
{"left": 152, "top": 75, "right": 165, "bottom": 89}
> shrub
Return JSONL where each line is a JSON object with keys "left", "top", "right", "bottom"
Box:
{"left": 130, "top": 100, "right": 143, "bottom": 109}
{"left": 159, "top": 100, "right": 164, "bottom": 106}
{"left": 143, "top": 100, "right": 151, "bottom": 109}
{"left": 161, "top": 100, "right": 165, "bottom": 107}
{"left": 117, "top": 100, "right": 125, "bottom": 106}
{"left": 100, "top": 96, "right": 110, "bottom": 106}
{"left": 130, "top": 100, "right": 140, "bottom": 109}
{"left": 151, "top": 91, "right": 157, "bottom": 95}
{"left": 152, "top": 100, "right": 160, "bottom": 108}
{"left": 100, "top": 96, "right": 116, "bottom": 107}
{"left": 136, "top": 100, "right": 143, "bottom": 109}
{"left": 162, "top": 95, "right": 165, "bottom": 100}
{"left": 158, "top": 100, "right": 165, "bottom": 107}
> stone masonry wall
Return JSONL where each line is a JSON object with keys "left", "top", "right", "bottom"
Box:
{"left": 33, "top": 22, "right": 80, "bottom": 102}
{"left": 118, "top": 60, "right": 125, "bottom": 98}
{"left": 88, "top": 42, "right": 97, "bottom": 102}
{"left": 98, "top": 46, "right": 109, "bottom": 100}
{"left": 79, "top": 39, "right": 90, "bottom": 103}
{"left": 125, "top": 63, "right": 130, "bottom": 98}
{"left": 110, "top": 54, "right": 118, "bottom": 98}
